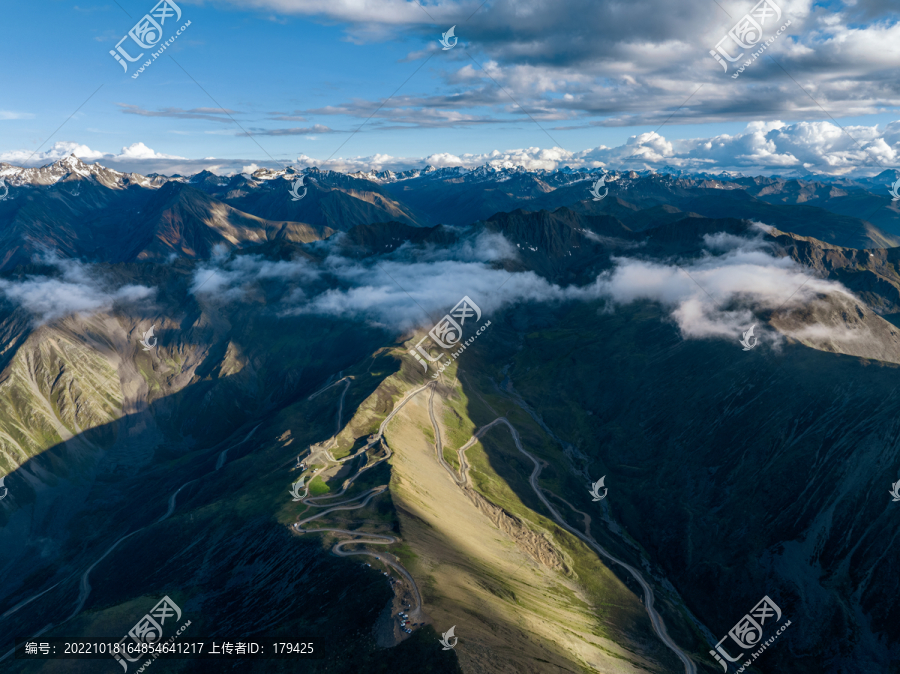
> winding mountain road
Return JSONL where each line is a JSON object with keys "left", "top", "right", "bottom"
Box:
{"left": 216, "top": 424, "right": 260, "bottom": 470}
{"left": 0, "top": 582, "right": 61, "bottom": 620}
{"left": 428, "top": 384, "right": 463, "bottom": 483}
{"left": 306, "top": 372, "right": 345, "bottom": 401}
{"left": 425, "top": 390, "right": 695, "bottom": 674}
{"left": 73, "top": 424, "right": 261, "bottom": 620}
{"left": 292, "top": 380, "right": 432, "bottom": 622}
{"left": 499, "top": 418, "right": 696, "bottom": 674}
{"left": 332, "top": 378, "right": 351, "bottom": 440}
{"left": 331, "top": 535, "right": 424, "bottom": 618}
{"left": 297, "top": 375, "right": 695, "bottom": 672}
{"left": 1, "top": 423, "right": 263, "bottom": 663}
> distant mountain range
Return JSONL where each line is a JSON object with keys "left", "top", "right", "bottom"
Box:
{"left": 1, "top": 155, "right": 899, "bottom": 272}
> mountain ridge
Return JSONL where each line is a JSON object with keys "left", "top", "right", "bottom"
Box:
{"left": 2, "top": 155, "right": 898, "bottom": 256}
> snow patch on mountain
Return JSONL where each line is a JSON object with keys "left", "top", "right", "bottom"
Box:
{"left": 0, "top": 155, "right": 887, "bottom": 199}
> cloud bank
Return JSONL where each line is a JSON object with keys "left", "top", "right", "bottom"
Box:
{"left": 188, "top": 226, "right": 861, "bottom": 351}
{"left": 7, "top": 117, "right": 895, "bottom": 178}
{"left": 0, "top": 227, "right": 868, "bottom": 355}
{"left": 0, "top": 121, "right": 900, "bottom": 177}
{"left": 290, "top": 120, "right": 900, "bottom": 176}
{"left": 593, "top": 231, "right": 855, "bottom": 344}
{"left": 0, "top": 255, "right": 155, "bottom": 325}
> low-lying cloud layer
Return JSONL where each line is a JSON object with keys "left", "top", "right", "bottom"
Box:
{"left": 189, "top": 226, "right": 860, "bottom": 350}
{"left": 0, "top": 255, "right": 155, "bottom": 325}
{"left": 594, "top": 231, "right": 856, "bottom": 345}
{"left": 0, "top": 229, "right": 869, "bottom": 355}
{"left": 189, "top": 230, "right": 547, "bottom": 328}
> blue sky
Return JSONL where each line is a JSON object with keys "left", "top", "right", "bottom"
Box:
{"left": 6, "top": 1, "right": 599, "bottom": 165}
{"left": 1, "top": 0, "right": 898, "bottom": 176}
